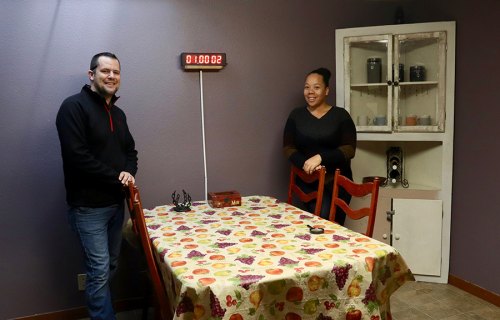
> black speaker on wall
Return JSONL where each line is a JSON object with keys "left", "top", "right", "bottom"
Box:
{"left": 386, "top": 147, "right": 409, "bottom": 188}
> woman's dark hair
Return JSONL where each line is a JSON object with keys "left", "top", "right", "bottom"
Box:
{"left": 308, "top": 67, "right": 331, "bottom": 87}
{"left": 90, "top": 52, "right": 120, "bottom": 71}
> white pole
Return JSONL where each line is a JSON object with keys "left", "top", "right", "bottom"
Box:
{"left": 199, "top": 70, "right": 208, "bottom": 203}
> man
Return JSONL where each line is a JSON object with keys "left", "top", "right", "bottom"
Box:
{"left": 56, "top": 52, "right": 138, "bottom": 320}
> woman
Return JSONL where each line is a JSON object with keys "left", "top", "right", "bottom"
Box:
{"left": 283, "top": 67, "right": 356, "bottom": 224}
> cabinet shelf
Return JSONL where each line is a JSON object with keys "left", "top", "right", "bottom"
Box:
{"left": 350, "top": 81, "right": 438, "bottom": 88}
{"left": 399, "top": 81, "right": 438, "bottom": 86}
{"left": 380, "top": 184, "right": 441, "bottom": 194}
{"left": 357, "top": 132, "right": 445, "bottom": 141}
{"left": 351, "top": 83, "right": 387, "bottom": 87}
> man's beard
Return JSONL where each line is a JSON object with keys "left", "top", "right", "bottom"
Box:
{"left": 95, "top": 83, "right": 119, "bottom": 98}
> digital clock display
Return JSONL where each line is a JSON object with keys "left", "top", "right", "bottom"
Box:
{"left": 181, "top": 52, "right": 227, "bottom": 70}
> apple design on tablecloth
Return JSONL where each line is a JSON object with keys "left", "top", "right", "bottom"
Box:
{"left": 285, "top": 286, "right": 304, "bottom": 302}
{"left": 285, "top": 312, "right": 302, "bottom": 320}
{"left": 345, "top": 308, "right": 362, "bottom": 320}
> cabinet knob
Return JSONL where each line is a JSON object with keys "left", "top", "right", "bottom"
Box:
{"left": 394, "top": 81, "right": 399, "bottom": 86}
{"left": 394, "top": 234, "right": 401, "bottom": 240}
{"left": 387, "top": 80, "right": 392, "bottom": 85}
{"left": 382, "top": 233, "right": 388, "bottom": 239}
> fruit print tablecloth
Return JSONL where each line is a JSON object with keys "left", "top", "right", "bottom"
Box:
{"left": 143, "top": 196, "right": 414, "bottom": 320}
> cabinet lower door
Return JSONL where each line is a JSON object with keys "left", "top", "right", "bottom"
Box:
{"left": 392, "top": 198, "right": 442, "bottom": 276}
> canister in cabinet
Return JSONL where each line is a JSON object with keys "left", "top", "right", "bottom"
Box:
{"left": 367, "top": 57, "right": 382, "bottom": 83}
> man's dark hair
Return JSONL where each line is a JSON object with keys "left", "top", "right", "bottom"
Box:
{"left": 308, "top": 67, "right": 331, "bottom": 87}
{"left": 90, "top": 52, "right": 120, "bottom": 71}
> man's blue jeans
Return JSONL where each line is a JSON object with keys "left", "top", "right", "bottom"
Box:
{"left": 68, "top": 203, "right": 124, "bottom": 320}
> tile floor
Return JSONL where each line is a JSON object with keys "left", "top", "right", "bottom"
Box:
{"left": 80, "top": 281, "right": 499, "bottom": 320}
{"left": 390, "top": 281, "right": 499, "bottom": 320}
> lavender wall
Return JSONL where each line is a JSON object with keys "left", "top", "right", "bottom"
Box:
{"left": 0, "top": 0, "right": 498, "bottom": 318}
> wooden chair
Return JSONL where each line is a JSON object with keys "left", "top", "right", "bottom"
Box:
{"left": 287, "top": 165, "right": 326, "bottom": 216}
{"left": 329, "top": 169, "right": 380, "bottom": 237}
{"left": 126, "top": 184, "right": 173, "bottom": 320}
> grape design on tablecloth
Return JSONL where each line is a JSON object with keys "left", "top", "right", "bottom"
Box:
{"left": 250, "top": 230, "right": 266, "bottom": 237}
{"left": 175, "top": 294, "right": 193, "bottom": 316}
{"left": 215, "top": 242, "right": 237, "bottom": 248}
{"left": 209, "top": 289, "right": 226, "bottom": 318}
{"left": 216, "top": 229, "right": 232, "bottom": 236}
{"left": 160, "top": 248, "right": 169, "bottom": 261}
{"left": 317, "top": 313, "right": 333, "bottom": 320}
{"left": 235, "top": 256, "right": 255, "bottom": 265}
{"left": 201, "top": 220, "right": 219, "bottom": 224}
{"left": 279, "top": 257, "right": 298, "bottom": 266}
{"left": 238, "top": 275, "right": 265, "bottom": 290}
{"left": 186, "top": 250, "right": 205, "bottom": 259}
{"left": 272, "top": 224, "right": 290, "bottom": 229}
{"left": 362, "top": 282, "right": 377, "bottom": 305}
{"left": 295, "top": 234, "right": 311, "bottom": 241}
{"left": 332, "top": 263, "right": 352, "bottom": 290}
{"left": 332, "top": 235, "right": 350, "bottom": 241}
{"left": 362, "top": 282, "right": 379, "bottom": 313}
{"left": 301, "top": 248, "right": 325, "bottom": 255}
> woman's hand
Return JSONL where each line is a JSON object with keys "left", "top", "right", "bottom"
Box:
{"left": 119, "top": 171, "right": 135, "bottom": 186}
{"left": 303, "top": 154, "right": 322, "bottom": 174}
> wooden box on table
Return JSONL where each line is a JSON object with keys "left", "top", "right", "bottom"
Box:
{"left": 208, "top": 191, "right": 241, "bottom": 208}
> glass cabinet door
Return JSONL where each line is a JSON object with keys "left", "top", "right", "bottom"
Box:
{"left": 394, "top": 32, "right": 447, "bottom": 132}
{"left": 344, "top": 35, "right": 392, "bottom": 132}
{"left": 344, "top": 32, "right": 447, "bottom": 133}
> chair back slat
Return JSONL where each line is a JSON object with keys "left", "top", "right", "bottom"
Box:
{"left": 329, "top": 169, "right": 380, "bottom": 237}
{"left": 287, "top": 165, "right": 326, "bottom": 216}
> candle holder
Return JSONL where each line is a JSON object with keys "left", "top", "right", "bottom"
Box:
{"left": 172, "top": 190, "right": 192, "bottom": 212}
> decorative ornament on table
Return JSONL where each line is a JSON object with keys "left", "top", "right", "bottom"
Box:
{"left": 172, "top": 190, "right": 192, "bottom": 212}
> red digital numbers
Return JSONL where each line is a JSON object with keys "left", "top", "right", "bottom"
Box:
{"left": 185, "top": 54, "right": 223, "bottom": 65}
{"left": 181, "top": 53, "right": 226, "bottom": 70}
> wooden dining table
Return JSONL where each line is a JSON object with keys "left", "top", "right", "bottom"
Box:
{"left": 142, "top": 195, "right": 414, "bottom": 320}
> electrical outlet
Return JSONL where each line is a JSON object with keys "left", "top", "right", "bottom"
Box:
{"left": 77, "top": 274, "right": 86, "bottom": 291}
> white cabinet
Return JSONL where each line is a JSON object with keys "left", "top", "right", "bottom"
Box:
{"left": 393, "top": 198, "right": 443, "bottom": 276}
{"left": 346, "top": 190, "right": 442, "bottom": 276}
{"left": 336, "top": 22, "right": 455, "bottom": 284}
